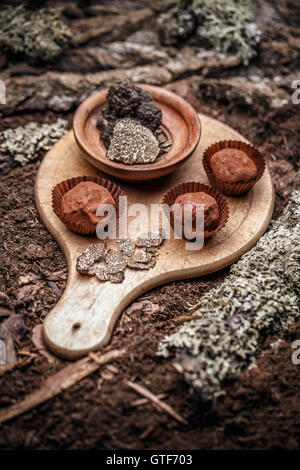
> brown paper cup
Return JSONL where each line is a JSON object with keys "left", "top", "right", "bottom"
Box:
{"left": 52, "top": 175, "right": 125, "bottom": 235}
{"left": 162, "top": 182, "right": 229, "bottom": 240}
{"left": 202, "top": 140, "right": 265, "bottom": 197}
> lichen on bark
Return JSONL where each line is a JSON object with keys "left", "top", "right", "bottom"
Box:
{"left": 0, "top": 119, "right": 68, "bottom": 165}
{"left": 0, "top": 4, "right": 72, "bottom": 61}
{"left": 158, "top": 0, "right": 261, "bottom": 65}
{"left": 157, "top": 191, "right": 300, "bottom": 401}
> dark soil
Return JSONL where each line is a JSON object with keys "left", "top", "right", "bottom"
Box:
{"left": 0, "top": 0, "right": 299, "bottom": 450}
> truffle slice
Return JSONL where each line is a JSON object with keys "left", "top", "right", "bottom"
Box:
{"left": 146, "top": 247, "right": 159, "bottom": 256}
{"left": 118, "top": 239, "right": 136, "bottom": 257}
{"left": 76, "top": 242, "right": 106, "bottom": 273}
{"left": 173, "top": 192, "right": 219, "bottom": 236}
{"left": 104, "top": 249, "right": 129, "bottom": 274}
{"left": 127, "top": 248, "right": 156, "bottom": 270}
{"left": 88, "top": 262, "right": 125, "bottom": 283}
{"left": 133, "top": 249, "right": 152, "bottom": 264}
{"left": 136, "top": 228, "right": 165, "bottom": 248}
{"left": 107, "top": 118, "right": 160, "bottom": 165}
{"left": 61, "top": 182, "right": 116, "bottom": 227}
{"left": 128, "top": 258, "right": 156, "bottom": 270}
{"left": 210, "top": 148, "right": 257, "bottom": 183}
{"left": 76, "top": 229, "right": 165, "bottom": 284}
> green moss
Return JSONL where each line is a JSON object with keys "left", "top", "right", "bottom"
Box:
{"left": 0, "top": 4, "right": 72, "bottom": 60}
{"left": 0, "top": 119, "right": 68, "bottom": 165}
{"left": 157, "top": 192, "right": 300, "bottom": 401}
{"left": 158, "top": 0, "right": 261, "bottom": 65}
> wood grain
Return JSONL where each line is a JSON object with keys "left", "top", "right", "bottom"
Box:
{"left": 35, "top": 114, "right": 274, "bottom": 359}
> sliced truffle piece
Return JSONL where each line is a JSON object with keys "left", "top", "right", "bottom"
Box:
{"left": 107, "top": 118, "right": 160, "bottom": 165}
{"left": 136, "top": 228, "right": 165, "bottom": 248}
{"left": 89, "top": 263, "right": 125, "bottom": 283}
{"left": 76, "top": 242, "right": 106, "bottom": 273}
{"left": 118, "top": 239, "right": 136, "bottom": 257}
{"left": 146, "top": 247, "right": 159, "bottom": 256}
{"left": 87, "top": 262, "right": 107, "bottom": 278}
{"left": 134, "top": 249, "right": 152, "bottom": 264}
{"left": 210, "top": 148, "right": 257, "bottom": 183}
{"left": 128, "top": 258, "right": 156, "bottom": 270}
{"left": 127, "top": 247, "right": 156, "bottom": 270}
{"left": 108, "top": 271, "right": 125, "bottom": 283}
{"left": 61, "top": 181, "right": 116, "bottom": 227}
{"left": 104, "top": 249, "right": 128, "bottom": 274}
{"left": 173, "top": 192, "right": 219, "bottom": 236}
{"left": 127, "top": 248, "right": 153, "bottom": 269}
{"left": 76, "top": 229, "right": 164, "bottom": 283}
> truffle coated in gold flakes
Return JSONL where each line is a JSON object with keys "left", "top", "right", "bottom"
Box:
{"left": 104, "top": 249, "right": 129, "bottom": 274}
{"left": 76, "top": 242, "right": 106, "bottom": 273}
{"left": 136, "top": 228, "right": 165, "bottom": 248}
{"left": 118, "top": 239, "right": 136, "bottom": 257}
{"left": 107, "top": 118, "right": 160, "bottom": 165}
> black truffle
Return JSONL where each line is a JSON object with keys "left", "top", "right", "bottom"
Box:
{"left": 136, "top": 102, "right": 162, "bottom": 132}
{"left": 97, "top": 79, "right": 162, "bottom": 148}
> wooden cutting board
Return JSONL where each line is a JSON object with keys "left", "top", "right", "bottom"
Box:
{"left": 35, "top": 114, "right": 274, "bottom": 360}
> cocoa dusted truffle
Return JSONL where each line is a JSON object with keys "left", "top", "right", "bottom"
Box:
{"left": 61, "top": 182, "right": 115, "bottom": 227}
{"left": 210, "top": 148, "right": 257, "bottom": 183}
{"left": 173, "top": 192, "right": 219, "bottom": 237}
{"left": 97, "top": 79, "right": 162, "bottom": 148}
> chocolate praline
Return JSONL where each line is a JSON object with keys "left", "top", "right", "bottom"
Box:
{"left": 172, "top": 192, "right": 219, "bottom": 237}
{"left": 61, "top": 181, "right": 115, "bottom": 227}
{"left": 210, "top": 148, "right": 257, "bottom": 183}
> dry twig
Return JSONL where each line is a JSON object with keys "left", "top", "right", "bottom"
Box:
{"left": 0, "top": 349, "right": 125, "bottom": 424}
{"left": 130, "top": 393, "right": 167, "bottom": 408}
{"left": 126, "top": 380, "right": 187, "bottom": 425}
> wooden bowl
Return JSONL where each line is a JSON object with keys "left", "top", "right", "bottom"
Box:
{"left": 73, "top": 84, "right": 201, "bottom": 182}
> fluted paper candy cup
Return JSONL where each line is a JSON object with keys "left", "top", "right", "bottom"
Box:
{"left": 52, "top": 175, "right": 124, "bottom": 234}
{"left": 202, "top": 140, "right": 265, "bottom": 197}
{"left": 162, "top": 181, "right": 229, "bottom": 240}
